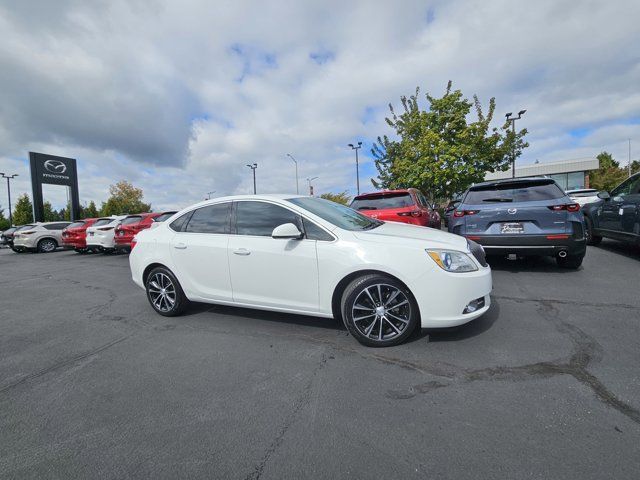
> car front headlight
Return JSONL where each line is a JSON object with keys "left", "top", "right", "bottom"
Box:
{"left": 426, "top": 249, "right": 478, "bottom": 273}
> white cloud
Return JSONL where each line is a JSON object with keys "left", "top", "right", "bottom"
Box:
{"left": 1, "top": 0, "right": 639, "bottom": 212}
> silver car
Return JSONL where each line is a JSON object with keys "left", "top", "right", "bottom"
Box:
{"left": 12, "top": 221, "right": 72, "bottom": 253}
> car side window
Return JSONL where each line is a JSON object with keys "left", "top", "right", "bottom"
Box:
{"left": 611, "top": 175, "right": 640, "bottom": 197}
{"left": 302, "top": 218, "right": 334, "bottom": 241}
{"left": 43, "top": 223, "right": 69, "bottom": 230}
{"left": 235, "top": 201, "right": 302, "bottom": 236}
{"left": 169, "top": 212, "right": 192, "bottom": 232}
{"left": 184, "top": 203, "right": 231, "bottom": 234}
{"left": 629, "top": 176, "right": 640, "bottom": 195}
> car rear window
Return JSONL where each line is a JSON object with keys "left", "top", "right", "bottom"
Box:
{"left": 350, "top": 192, "right": 414, "bottom": 210}
{"left": 67, "top": 221, "right": 85, "bottom": 229}
{"left": 92, "top": 218, "right": 112, "bottom": 227}
{"left": 465, "top": 180, "right": 565, "bottom": 203}
{"left": 121, "top": 216, "right": 142, "bottom": 225}
{"left": 569, "top": 190, "right": 598, "bottom": 197}
{"left": 154, "top": 212, "right": 176, "bottom": 222}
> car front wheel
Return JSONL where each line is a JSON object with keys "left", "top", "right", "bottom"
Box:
{"left": 341, "top": 274, "right": 419, "bottom": 347}
{"left": 145, "top": 267, "right": 188, "bottom": 316}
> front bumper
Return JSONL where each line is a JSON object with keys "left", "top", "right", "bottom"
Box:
{"left": 465, "top": 234, "right": 586, "bottom": 256}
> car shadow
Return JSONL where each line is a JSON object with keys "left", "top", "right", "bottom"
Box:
{"left": 594, "top": 239, "right": 640, "bottom": 261}
{"left": 420, "top": 296, "right": 500, "bottom": 343}
{"left": 485, "top": 255, "right": 579, "bottom": 273}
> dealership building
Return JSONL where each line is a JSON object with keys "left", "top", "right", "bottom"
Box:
{"left": 484, "top": 157, "right": 600, "bottom": 190}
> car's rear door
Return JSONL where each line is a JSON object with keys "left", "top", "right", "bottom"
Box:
{"left": 227, "top": 200, "right": 319, "bottom": 312}
{"left": 169, "top": 202, "right": 232, "bottom": 301}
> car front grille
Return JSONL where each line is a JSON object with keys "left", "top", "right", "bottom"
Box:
{"left": 467, "top": 240, "right": 488, "bottom": 267}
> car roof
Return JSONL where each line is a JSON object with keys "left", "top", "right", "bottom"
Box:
{"left": 353, "top": 189, "right": 416, "bottom": 198}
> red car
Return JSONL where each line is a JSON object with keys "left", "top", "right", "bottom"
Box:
{"left": 114, "top": 213, "right": 161, "bottom": 252}
{"left": 62, "top": 218, "right": 98, "bottom": 253}
{"left": 350, "top": 189, "right": 441, "bottom": 228}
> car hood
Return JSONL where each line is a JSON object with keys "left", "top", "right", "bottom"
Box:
{"left": 352, "top": 221, "right": 468, "bottom": 251}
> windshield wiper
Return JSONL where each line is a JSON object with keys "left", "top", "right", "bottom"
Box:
{"left": 482, "top": 197, "right": 513, "bottom": 202}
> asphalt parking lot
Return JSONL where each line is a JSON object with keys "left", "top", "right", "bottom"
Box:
{"left": 1, "top": 243, "right": 639, "bottom": 479}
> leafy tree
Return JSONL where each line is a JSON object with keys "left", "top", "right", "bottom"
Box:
{"left": 100, "top": 180, "right": 151, "bottom": 216}
{"left": 630, "top": 160, "right": 640, "bottom": 175}
{"left": 372, "top": 81, "right": 528, "bottom": 201}
{"left": 12, "top": 194, "right": 34, "bottom": 225}
{"left": 43, "top": 201, "right": 58, "bottom": 221}
{"left": 0, "top": 206, "right": 10, "bottom": 231}
{"left": 83, "top": 200, "right": 99, "bottom": 218}
{"left": 590, "top": 151, "right": 627, "bottom": 191}
{"left": 319, "top": 191, "right": 352, "bottom": 205}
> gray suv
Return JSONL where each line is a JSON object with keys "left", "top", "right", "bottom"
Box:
{"left": 448, "top": 177, "right": 586, "bottom": 268}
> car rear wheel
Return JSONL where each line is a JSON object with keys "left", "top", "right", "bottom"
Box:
{"left": 556, "top": 253, "right": 584, "bottom": 269}
{"left": 341, "top": 274, "right": 419, "bottom": 347}
{"left": 37, "top": 238, "right": 57, "bottom": 253}
{"left": 584, "top": 216, "right": 602, "bottom": 246}
{"left": 145, "top": 267, "right": 189, "bottom": 316}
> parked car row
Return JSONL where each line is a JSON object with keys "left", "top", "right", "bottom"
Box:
{"left": 1, "top": 211, "right": 177, "bottom": 254}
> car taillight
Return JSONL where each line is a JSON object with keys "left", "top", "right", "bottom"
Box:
{"left": 97, "top": 226, "right": 114, "bottom": 231}
{"left": 453, "top": 210, "right": 479, "bottom": 217}
{"left": 397, "top": 210, "right": 422, "bottom": 217}
{"left": 548, "top": 204, "right": 580, "bottom": 212}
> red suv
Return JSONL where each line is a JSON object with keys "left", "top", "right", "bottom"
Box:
{"left": 114, "top": 213, "right": 161, "bottom": 252}
{"left": 62, "top": 218, "right": 98, "bottom": 253}
{"left": 350, "top": 189, "right": 441, "bottom": 228}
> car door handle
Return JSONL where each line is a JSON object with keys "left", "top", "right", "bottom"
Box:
{"left": 233, "top": 248, "right": 251, "bottom": 256}
{"left": 174, "top": 243, "right": 187, "bottom": 250}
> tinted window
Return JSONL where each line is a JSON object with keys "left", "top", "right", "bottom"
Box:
{"left": 44, "top": 223, "right": 70, "bottom": 230}
{"left": 67, "top": 221, "right": 85, "bottom": 229}
{"left": 302, "top": 218, "right": 334, "bottom": 241}
{"left": 154, "top": 212, "right": 177, "bottom": 222}
{"left": 611, "top": 174, "right": 640, "bottom": 196}
{"left": 288, "top": 197, "right": 382, "bottom": 231}
{"left": 121, "top": 216, "right": 142, "bottom": 225}
{"left": 464, "top": 180, "right": 565, "bottom": 204}
{"left": 350, "top": 192, "right": 414, "bottom": 210}
{"left": 184, "top": 203, "right": 231, "bottom": 234}
{"left": 15, "top": 225, "right": 35, "bottom": 232}
{"left": 93, "top": 218, "right": 112, "bottom": 227}
{"left": 236, "top": 201, "right": 301, "bottom": 236}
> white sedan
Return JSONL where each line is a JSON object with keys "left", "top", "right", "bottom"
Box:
{"left": 129, "top": 195, "right": 492, "bottom": 347}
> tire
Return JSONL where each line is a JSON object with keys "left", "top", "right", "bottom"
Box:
{"left": 585, "top": 216, "right": 602, "bottom": 246}
{"left": 145, "top": 266, "right": 189, "bottom": 317}
{"left": 341, "top": 274, "right": 419, "bottom": 347}
{"left": 556, "top": 253, "right": 584, "bottom": 269}
{"left": 37, "top": 238, "right": 58, "bottom": 253}
{"left": 11, "top": 246, "right": 23, "bottom": 253}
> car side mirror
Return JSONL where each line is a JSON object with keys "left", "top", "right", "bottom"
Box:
{"left": 271, "top": 223, "right": 303, "bottom": 240}
{"left": 597, "top": 191, "right": 610, "bottom": 200}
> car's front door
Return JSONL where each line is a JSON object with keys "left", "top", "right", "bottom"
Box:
{"left": 228, "top": 200, "right": 319, "bottom": 312}
{"left": 170, "top": 202, "right": 233, "bottom": 301}
{"left": 599, "top": 175, "right": 640, "bottom": 234}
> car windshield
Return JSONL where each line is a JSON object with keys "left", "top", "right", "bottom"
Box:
{"left": 465, "top": 180, "right": 565, "bottom": 204}
{"left": 121, "top": 216, "right": 142, "bottom": 225}
{"left": 154, "top": 212, "right": 176, "bottom": 222}
{"left": 92, "top": 218, "right": 113, "bottom": 227}
{"left": 67, "top": 221, "right": 85, "bottom": 229}
{"left": 288, "top": 197, "right": 383, "bottom": 231}
{"left": 350, "top": 192, "right": 414, "bottom": 210}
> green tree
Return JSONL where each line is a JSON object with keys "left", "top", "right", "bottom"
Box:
{"left": 319, "top": 191, "right": 352, "bottom": 205}
{"left": 13, "top": 194, "right": 34, "bottom": 225}
{"left": 100, "top": 180, "right": 151, "bottom": 215}
{"left": 372, "top": 81, "right": 528, "bottom": 201}
{"left": 630, "top": 160, "right": 640, "bottom": 175}
{"left": 43, "top": 201, "right": 58, "bottom": 221}
{"left": 0, "top": 205, "right": 10, "bottom": 230}
{"left": 590, "top": 151, "right": 627, "bottom": 191}
{"left": 83, "top": 200, "right": 99, "bottom": 218}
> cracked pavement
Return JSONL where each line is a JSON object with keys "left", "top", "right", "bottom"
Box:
{"left": 1, "top": 240, "right": 639, "bottom": 479}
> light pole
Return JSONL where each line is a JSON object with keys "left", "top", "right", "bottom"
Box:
{"left": 206, "top": 191, "right": 216, "bottom": 200}
{"left": 246, "top": 163, "right": 257, "bottom": 194}
{"left": 306, "top": 176, "right": 318, "bottom": 196}
{"left": 348, "top": 141, "right": 363, "bottom": 195}
{"left": 505, "top": 110, "right": 526, "bottom": 178}
{"left": 287, "top": 154, "right": 299, "bottom": 194}
{"left": 0, "top": 173, "right": 18, "bottom": 226}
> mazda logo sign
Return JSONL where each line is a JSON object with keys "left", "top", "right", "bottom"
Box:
{"left": 508, "top": 208, "right": 518, "bottom": 214}
{"left": 43, "top": 159, "right": 67, "bottom": 174}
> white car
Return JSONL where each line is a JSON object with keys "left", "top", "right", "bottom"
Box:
{"left": 566, "top": 188, "right": 600, "bottom": 207}
{"left": 129, "top": 195, "right": 492, "bottom": 347}
{"left": 85, "top": 215, "right": 127, "bottom": 252}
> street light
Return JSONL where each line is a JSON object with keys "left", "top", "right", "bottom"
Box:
{"left": 348, "top": 141, "right": 363, "bottom": 195}
{"left": 286, "top": 154, "right": 299, "bottom": 194}
{"left": 505, "top": 110, "right": 526, "bottom": 178}
{"left": 306, "top": 176, "right": 318, "bottom": 196}
{"left": 246, "top": 163, "right": 258, "bottom": 194}
{"left": 205, "top": 191, "right": 216, "bottom": 200}
{"left": 0, "top": 173, "right": 18, "bottom": 226}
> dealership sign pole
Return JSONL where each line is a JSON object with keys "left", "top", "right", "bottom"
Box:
{"left": 29, "top": 152, "right": 81, "bottom": 222}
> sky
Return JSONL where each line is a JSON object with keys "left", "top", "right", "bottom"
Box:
{"left": 1, "top": 0, "right": 639, "bottom": 212}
